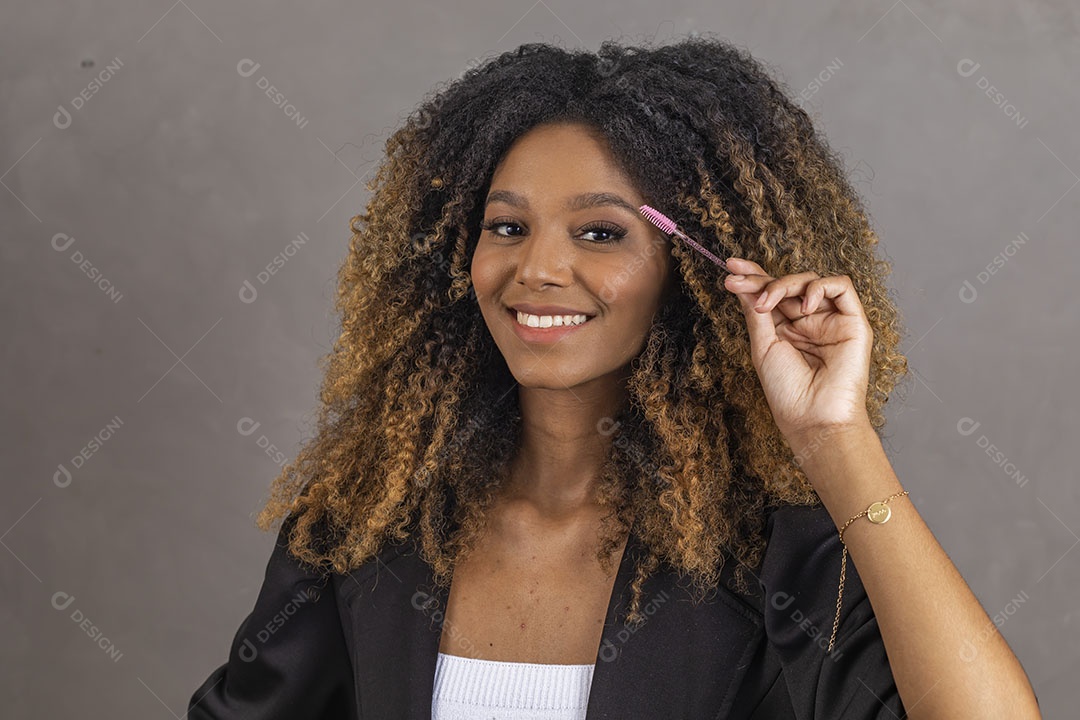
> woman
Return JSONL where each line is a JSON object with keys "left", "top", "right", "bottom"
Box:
{"left": 188, "top": 36, "right": 1040, "bottom": 718}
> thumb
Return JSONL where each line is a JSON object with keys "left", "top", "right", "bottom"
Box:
{"left": 728, "top": 279, "right": 779, "bottom": 369}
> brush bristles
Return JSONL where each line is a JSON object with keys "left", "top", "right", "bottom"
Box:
{"left": 638, "top": 204, "right": 677, "bottom": 234}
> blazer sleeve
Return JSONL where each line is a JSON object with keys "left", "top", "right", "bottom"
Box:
{"left": 187, "top": 516, "right": 357, "bottom": 720}
{"left": 759, "top": 503, "right": 906, "bottom": 719}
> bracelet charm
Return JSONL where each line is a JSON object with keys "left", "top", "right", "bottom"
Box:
{"left": 867, "top": 501, "right": 892, "bottom": 524}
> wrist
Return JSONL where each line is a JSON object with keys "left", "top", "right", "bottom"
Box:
{"left": 788, "top": 422, "right": 904, "bottom": 527}
{"left": 787, "top": 419, "right": 877, "bottom": 466}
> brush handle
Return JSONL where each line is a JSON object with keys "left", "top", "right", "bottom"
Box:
{"left": 672, "top": 228, "right": 728, "bottom": 271}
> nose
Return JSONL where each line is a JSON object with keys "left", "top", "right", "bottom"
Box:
{"left": 513, "top": 225, "right": 573, "bottom": 289}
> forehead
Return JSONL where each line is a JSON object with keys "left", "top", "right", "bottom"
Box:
{"left": 489, "top": 123, "right": 637, "bottom": 199}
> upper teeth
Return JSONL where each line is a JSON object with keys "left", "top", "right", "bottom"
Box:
{"left": 515, "top": 311, "right": 590, "bottom": 328}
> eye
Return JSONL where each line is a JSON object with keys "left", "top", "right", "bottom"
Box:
{"left": 479, "top": 217, "right": 524, "bottom": 238}
{"left": 478, "top": 218, "right": 628, "bottom": 244}
{"left": 579, "top": 221, "right": 627, "bottom": 244}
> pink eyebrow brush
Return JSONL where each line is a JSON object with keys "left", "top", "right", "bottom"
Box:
{"left": 638, "top": 205, "right": 729, "bottom": 272}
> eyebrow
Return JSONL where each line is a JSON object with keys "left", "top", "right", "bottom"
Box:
{"left": 484, "top": 189, "right": 640, "bottom": 216}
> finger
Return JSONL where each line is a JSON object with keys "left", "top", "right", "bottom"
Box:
{"left": 760, "top": 279, "right": 840, "bottom": 318}
{"left": 725, "top": 259, "right": 819, "bottom": 305}
{"left": 724, "top": 273, "right": 776, "bottom": 314}
{"left": 723, "top": 272, "right": 770, "bottom": 296}
{"left": 774, "top": 295, "right": 820, "bottom": 323}
{"left": 724, "top": 260, "right": 804, "bottom": 323}
{"left": 797, "top": 292, "right": 838, "bottom": 316}
{"left": 803, "top": 276, "right": 865, "bottom": 318}
{"left": 802, "top": 278, "right": 827, "bottom": 315}
{"left": 724, "top": 257, "right": 772, "bottom": 282}
{"left": 724, "top": 272, "right": 779, "bottom": 359}
{"left": 749, "top": 271, "right": 822, "bottom": 314}
{"left": 725, "top": 260, "right": 839, "bottom": 319}
{"left": 722, "top": 257, "right": 773, "bottom": 296}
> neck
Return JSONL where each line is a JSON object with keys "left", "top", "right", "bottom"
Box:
{"left": 499, "top": 376, "right": 630, "bottom": 521}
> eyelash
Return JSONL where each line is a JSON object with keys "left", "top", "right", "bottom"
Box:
{"left": 479, "top": 218, "right": 628, "bottom": 244}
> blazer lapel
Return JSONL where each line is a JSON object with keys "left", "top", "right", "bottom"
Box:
{"left": 583, "top": 526, "right": 765, "bottom": 719}
{"left": 338, "top": 523, "right": 765, "bottom": 719}
{"left": 337, "top": 534, "right": 445, "bottom": 720}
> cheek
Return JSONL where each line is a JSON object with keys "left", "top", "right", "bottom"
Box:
{"left": 605, "top": 254, "right": 669, "bottom": 312}
{"left": 623, "top": 288, "right": 665, "bottom": 328}
{"left": 469, "top": 244, "right": 500, "bottom": 298}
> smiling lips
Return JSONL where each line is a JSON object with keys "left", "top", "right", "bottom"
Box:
{"left": 508, "top": 302, "right": 596, "bottom": 317}
{"left": 513, "top": 308, "right": 590, "bottom": 327}
{"left": 505, "top": 307, "right": 596, "bottom": 342}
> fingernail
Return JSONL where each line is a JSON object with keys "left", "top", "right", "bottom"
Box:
{"left": 756, "top": 290, "right": 768, "bottom": 306}
{"left": 729, "top": 274, "right": 745, "bottom": 281}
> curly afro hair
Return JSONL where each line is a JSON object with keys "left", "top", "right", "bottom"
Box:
{"left": 255, "top": 33, "right": 909, "bottom": 627}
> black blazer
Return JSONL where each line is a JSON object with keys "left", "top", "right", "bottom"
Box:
{"left": 188, "top": 503, "right": 905, "bottom": 719}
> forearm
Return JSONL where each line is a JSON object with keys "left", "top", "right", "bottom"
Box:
{"left": 792, "top": 422, "right": 1040, "bottom": 719}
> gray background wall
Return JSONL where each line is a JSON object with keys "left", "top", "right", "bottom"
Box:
{"left": 2, "top": 0, "right": 1076, "bottom": 716}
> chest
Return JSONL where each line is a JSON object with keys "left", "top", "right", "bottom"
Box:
{"left": 436, "top": 525, "right": 628, "bottom": 664}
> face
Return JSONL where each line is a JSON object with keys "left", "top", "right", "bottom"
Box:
{"left": 470, "top": 121, "right": 676, "bottom": 392}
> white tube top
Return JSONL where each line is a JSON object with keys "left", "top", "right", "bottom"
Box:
{"left": 432, "top": 651, "right": 595, "bottom": 719}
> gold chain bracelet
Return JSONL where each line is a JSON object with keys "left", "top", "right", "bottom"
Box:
{"left": 826, "top": 490, "right": 909, "bottom": 653}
